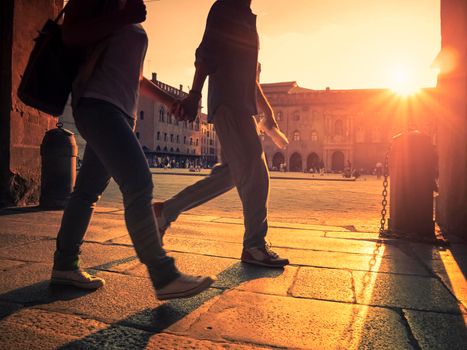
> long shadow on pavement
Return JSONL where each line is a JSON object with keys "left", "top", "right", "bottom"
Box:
{"left": 58, "top": 262, "right": 284, "bottom": 349}
{"left": 0, "top": 258, "right": 284, "bottom": 349}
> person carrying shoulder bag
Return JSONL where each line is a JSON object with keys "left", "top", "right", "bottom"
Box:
{"left": 51, "top": 0, "right": 214, "bottom": 300}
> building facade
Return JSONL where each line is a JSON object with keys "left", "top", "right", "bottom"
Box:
{"left": 136, "top": 74, "right": 219, "bottom": 168}
{"left": 260, "top": 82, "right": 437, "bottom": 173}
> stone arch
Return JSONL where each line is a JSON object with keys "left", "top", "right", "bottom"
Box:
{"left": 331, "top": 151, "right": 345, "bottom": 171}
{"left": 306, "top": 153, "right": 320, "bottom": 171}
{"left": 272, "top": 152, "right": 285, "bottom": 170}
{"left": 290, "top": 152, "right": 303, "bottom": 172}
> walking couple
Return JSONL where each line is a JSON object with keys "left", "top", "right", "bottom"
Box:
{"left": 51, "top": 0, "right": 288, "bottom": 301}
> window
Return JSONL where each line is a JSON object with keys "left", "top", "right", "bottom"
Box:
{"left": 196, "top": 139, "right": 199, "bottom": 146}
{"left": 176, "top": 135, "right": 180, "bottom": 143}
{"left": 335, "top": 119, "right": 343, "bottom": 135}
{"left": 190, "top": 137, "right": 193, "bottom": 145}
{"left": 156, "top": 131, "right": 160, "bottom": 140}
{"left": 293, "top": 131, "right": 300, "bottom": 141}
{"left": 356, "top": 127, "right": 365, "bottom": 143}
{"left": 372, "top": 126, "right": 381, "bottom": 143}
{"left": 292, "top": 111, "right": 300, "bottom": 121}
{"left": 184, "top": 136, "right": 187, "bottom": 144}
{"left": 170, "top": 134, "right": 174, "bottom": 142}
{"left": 139, "top": 111, "right": 144, "bottom": 120}
{"left": 276, "top": 111, "right": 282, "bottom": 121}
{"left": 311, "top": 130, "right": 318, "bottom": 142}
{"left": 159, "top": 107, "right": 165, "bottom": 122}
{"left": 164, "top": 133, "right": 167, "bottom": 141}
{"left": 167, "top": 114, "right": 172, "bottom": 124}
{"left": 136, "top": 132, "right": 140, "bottom": 139}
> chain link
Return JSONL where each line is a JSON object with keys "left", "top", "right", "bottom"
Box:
{"left": 379, "top": 149, "right": 390, "bottom": 235}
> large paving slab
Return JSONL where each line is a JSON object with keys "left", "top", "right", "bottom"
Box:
{"left": 169, "top": 289, "right": 414, "bottom": 350}
{"left": 213, "top": 217, "right": 351, "bottom": 232}
{"left": 0, "top": 210, "right": 129, "bottom": 243}
{"left": 1, "top": 308, "right": 264, "bottom": 350}
{"left": 352, "top": 270, "right": 463, "bottom": 313}
{"left": 106, "top": 252, "right": 297, "bottom": 297}
{"left": 0, "top": 262, "right": 57, "bottom": 304}
{"left": 404, "top": 309, "right": 467, "bottom": 350}
{"left": 0, "top": 239, "right": 136, "bottom": 268}
{"left": 39, "top": 270, "right": 222, "bottom": 332}
{"left": 290, "top": 267, "right": 354, "bottom": 303}
{"left": 114, "top": 232, "right": 410, "bottom": 260}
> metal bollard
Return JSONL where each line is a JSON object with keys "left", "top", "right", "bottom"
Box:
{"left": 388, "top": 129, "right": 436, "bottom": 238}
{"left": 40, "top": 123, "right": 78, "bottom": 209}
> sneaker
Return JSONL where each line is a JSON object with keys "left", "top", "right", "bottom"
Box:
{"left": 50, "top": 269, "right": 105, "bottom": 290}
{"left": 153, "top": 202, "right": 169, "bottom": 244}
{"left": 156, "top": 273, "right": 215, "bottom": 301}
{"left": 241, "top": 245, "right": 289, "bottom": 268}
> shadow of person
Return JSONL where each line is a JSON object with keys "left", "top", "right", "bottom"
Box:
{"left": 57, "top": 262, "right": 284, "bottom": 349}
{"left": 0, "top": 280, "right": 96, "bottom": 321}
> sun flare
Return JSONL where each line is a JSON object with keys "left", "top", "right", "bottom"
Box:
{"left": 389, "top": 65, "right": 421, "bottom": 96}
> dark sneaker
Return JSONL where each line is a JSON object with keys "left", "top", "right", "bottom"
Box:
{"left": 51, "top": 269, "right": 105, "bottom": 290}
{"left": 241, "top": 245, "right": 289, "bottom": 268}
{"left": 155, "top": 273, "right": 215, "bottom": 300}
{"left": 153, "top": 202, "right": 169, "bottom": 244}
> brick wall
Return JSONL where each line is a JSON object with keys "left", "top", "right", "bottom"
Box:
{"left": 0, "top": 0, "right": 61, "bottom": 207}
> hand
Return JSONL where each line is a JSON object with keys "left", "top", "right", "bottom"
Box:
{"left": 262, "top": 111, "right": 279, "bottom": 130}
{"left": 121, "top": 0, "right": 147, "bottom": 24}
{"left": 172, "top": 91, "right": 201, "bottom": 122}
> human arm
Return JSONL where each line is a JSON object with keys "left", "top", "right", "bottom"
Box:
{"left": 172, "top": 3, "right": 227, "bottom": 121}
{"left": 256, "top": 81, "right": 278, "bottom": 129}
{"left": 62, "top": 0, "right": 146, "bottom": 48}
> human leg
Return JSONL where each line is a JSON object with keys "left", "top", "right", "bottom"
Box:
{"left": 54, "top": 98, "right": 213, "bottom": 294}
{"left": 213, "top": 105, "right": 288, "bottom": 267}
{"left": 158, "top": 163, "right": 235, "bottom": 230}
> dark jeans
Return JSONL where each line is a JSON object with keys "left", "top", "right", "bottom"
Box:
{"left": 53, "top": 98, "right": 179, "bottom": 288}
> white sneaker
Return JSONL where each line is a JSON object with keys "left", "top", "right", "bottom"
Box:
{"left": 51, "top": 269, "right": 105, "bottom": 290}
{"left": 156, "top": 273, "right": 215, "bottom": 300}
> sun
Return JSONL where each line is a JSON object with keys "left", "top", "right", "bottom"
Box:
{"left": 388, "top": 65, "right": 421, "bottom": 96}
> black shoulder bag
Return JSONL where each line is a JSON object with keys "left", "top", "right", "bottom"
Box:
{"left": 17, "top": 2, "right": 79, "bottom": 116}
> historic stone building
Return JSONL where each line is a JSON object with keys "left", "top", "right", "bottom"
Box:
{"left": 136, "top": 74, "right": 219, "bottom": 168}
{"left": 260, "top": 82, "right": 437, "bottom": 173}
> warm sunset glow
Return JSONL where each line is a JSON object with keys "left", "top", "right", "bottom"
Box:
{"left": 389, "top": 65, "right": 421, "bottom": 96}
{"left": 143, "top": 0, "right": 440, "bottom": 109}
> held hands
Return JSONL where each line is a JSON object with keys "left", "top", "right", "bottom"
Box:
{"left": 121, "top": 0, "right": 147, "bottom": 24}
{"left": 170, "top": 90, "right": 202, "bottom": 122}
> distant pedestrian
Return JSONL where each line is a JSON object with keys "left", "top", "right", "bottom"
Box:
{"left": 154, "top": 0, "right": 289, "bottom": 268}
{"left": 51, "top": 0, "right": 213, "bottom": 300}
{"left": 375, "top": 161, "right": 383, "bottom": 179}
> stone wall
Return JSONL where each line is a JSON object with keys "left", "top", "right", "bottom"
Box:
{"left": 0, "top": 0, "right": 62, "bottom": 207}
{"left": 436, "top": 0, "right": 467, "bottom": 237}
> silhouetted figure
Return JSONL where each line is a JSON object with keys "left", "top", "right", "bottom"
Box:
{"left": 51, "top": 0, "right": 213, "bottom": 300}
{"left": 154, "top": 0, "right": 289, "bottom": 268}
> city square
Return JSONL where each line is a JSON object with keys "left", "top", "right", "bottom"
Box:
{"left": 1, "top": 172, "right": 466, "bottom": 349}
{"left": 1, "top": 0, "right": 466, "bottom": 349}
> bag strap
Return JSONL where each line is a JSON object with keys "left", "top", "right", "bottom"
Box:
{"left": 54, "top": 1, "right": 72, "bottom": 23}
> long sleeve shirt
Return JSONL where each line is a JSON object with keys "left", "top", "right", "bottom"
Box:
{"left": 196, "top": 0, "right": 259, "bottom": 122}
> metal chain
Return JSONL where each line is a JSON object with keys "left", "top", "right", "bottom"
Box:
{"left": 379, "top": 149, "right": 390, "bottom": 235}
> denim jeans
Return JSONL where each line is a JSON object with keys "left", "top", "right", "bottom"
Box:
{"left": 162, "top": 104, "right": 269, "bottom": 249}
{"left": 53, "top": 98, "right": 179, "bottom": 288}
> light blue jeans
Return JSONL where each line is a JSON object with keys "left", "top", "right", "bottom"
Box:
{"left": 53, "top": 98, "right": 179, "bottom": 288}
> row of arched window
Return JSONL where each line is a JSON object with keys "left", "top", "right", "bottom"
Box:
{"left": 155, "top": 146, "right": 197, "bottom": 155}
{"left": 139, "top": 107, "right": 200, "bottom": 131}
{"left": 156, "top": 132, "right": 199, "bottom": 146}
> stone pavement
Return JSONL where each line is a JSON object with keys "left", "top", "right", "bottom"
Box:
{"left": 0, "top": 207, "right": 466, "bottom": 349}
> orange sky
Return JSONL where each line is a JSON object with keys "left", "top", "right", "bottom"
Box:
{"left": 143, "top": 0, "right": 441, "bottom": 93}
